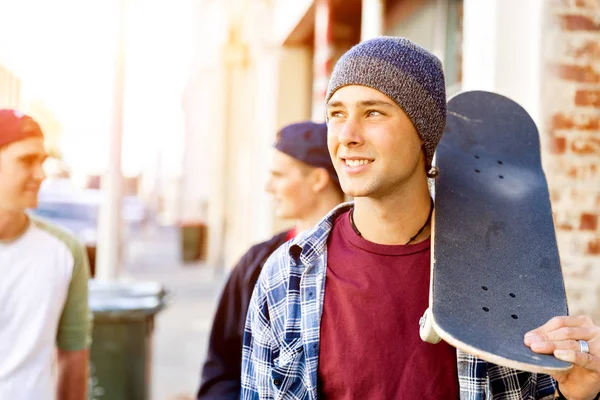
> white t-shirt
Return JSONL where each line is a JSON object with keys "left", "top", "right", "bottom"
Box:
{"left": 0, "top": 217, "right": 92, "bottom": 400}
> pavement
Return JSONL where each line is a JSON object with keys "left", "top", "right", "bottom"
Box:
{"left": 121, "top": 224, "right": 226, "bottom": 400}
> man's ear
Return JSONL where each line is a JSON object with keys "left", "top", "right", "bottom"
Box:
{"left": 310, "top": 168, "right": 330, "bottom": 193}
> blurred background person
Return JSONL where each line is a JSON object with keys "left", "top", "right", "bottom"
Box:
{"left": 196, "top": 121, "right": 344, "bottom": 399}
{"left": 0, "top": 109, "right": 92, "bottom": 400}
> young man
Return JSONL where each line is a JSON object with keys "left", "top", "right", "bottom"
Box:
{"left": 241, "top": 37, "right": 600, "bottom": 399}
{"left": 0, "top": 109, "right": 92, "bottom": 400}
{"left": 197, "top": 121, "right": 344, "bottom": 399}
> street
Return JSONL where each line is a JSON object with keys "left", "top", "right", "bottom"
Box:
{"left": 123, "top": 224, "right": 225, "bottom": 400}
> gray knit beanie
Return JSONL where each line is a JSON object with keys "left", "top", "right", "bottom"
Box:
{"left": 326, "top": 36, "right": 446, "bottom": 164}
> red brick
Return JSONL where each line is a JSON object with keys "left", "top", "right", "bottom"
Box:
{"left": 552, "top": 114, "right": 575, "bottom": 130}
{"left": 553, "top": 64, "right": 600, "bottom": 83}
{"left": 551, "top": 136, "right": 568, "bottom": 153}
{"left": 574, "top": 0, "right": 600, "bottom": 9}
{"left": 566, "top": 162, "right": 598, "bottom": 179}
{"left": 580, "top": 213, "right": 599, "bottom": 230}
{"left": 550, "top": 189, "right": 562, "bottom": 203}
{"left": 552, "top": 113, "right": 600, "bottom": 130}
{"left": 571, "top": 137, "right": 600, "bottom": 154}
{"left": 560, "top": 14, "right": 600, "bottom": 31}
{"left": 567, "top": 39, "right": 600, "bottom": 61}
{"left": 579, "top": 115, "right": 599, "bottom": 130}
{"left": 556, "top": 221, "right": 574, "bottom": 231}
{"left": 587, "top": 237, "right": 600, "bottom": 254}
{"left": 574, "top": 90, "right": 600, "bottom": 107}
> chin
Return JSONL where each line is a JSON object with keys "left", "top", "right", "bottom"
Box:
{"left": 276, "top": 212, "right": 294, "bottom": 220}
{"left": 23, "top": 198, "right": 39, "bottom": 210}
{"left": 340, "top": 183, "right": 370, "bottom": 198}
{"left": 274, "top": 209, "right": 288, "bottom": 218}
{"left": 275, "top": 207, "right": 298, "bottom": 220}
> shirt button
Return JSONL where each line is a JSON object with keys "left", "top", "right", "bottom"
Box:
{"left": 273, "top": 378, "right": 282, "bottom": 387}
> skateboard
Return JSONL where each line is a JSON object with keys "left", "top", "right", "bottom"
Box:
{"left": 419, "top": 90, "right": 571, "bottom": 374}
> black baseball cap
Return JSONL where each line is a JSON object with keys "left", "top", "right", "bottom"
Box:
{"left": 274, "top": 121, "right": 340, "bottom": 188}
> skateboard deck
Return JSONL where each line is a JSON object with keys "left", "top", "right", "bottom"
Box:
{"left": 420, "top": 90, "right": 571, "bottom": 374}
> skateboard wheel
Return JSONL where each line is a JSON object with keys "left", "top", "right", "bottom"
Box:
{"left": 419, "top": 308, "right": 442, "bottom": 344}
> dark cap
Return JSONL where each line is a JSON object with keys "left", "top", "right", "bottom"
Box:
{"left": 274, "top": 121, "right": 340, "bottom": 188}
{"left": 0, "top": 109, "right": 44, "bottom": 148}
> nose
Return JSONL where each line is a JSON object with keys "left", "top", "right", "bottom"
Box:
{"left": 265, "top": 177, "right": 274, "bottom": 194}
{"left": 33, "top": 163, "right": 46, "bottom": 182}
{"left": 337, "top": 117, "right": 364, "bottom": 148}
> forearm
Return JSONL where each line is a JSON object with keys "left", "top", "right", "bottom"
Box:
{"left": 56, "top": 348, "right": 89, "bottom": 400}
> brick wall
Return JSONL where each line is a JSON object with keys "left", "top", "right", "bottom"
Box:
{"left": 543, "top": 0, "right": 600, "bottom": 321}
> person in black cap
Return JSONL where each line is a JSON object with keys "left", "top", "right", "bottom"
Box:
{"left": 241, "top": 37, "right": 600, "bottom": 400}
{"left": 196, "top": 121, "right": 344, "bottom": 399}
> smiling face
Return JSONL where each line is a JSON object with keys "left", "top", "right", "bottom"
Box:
{"left": 0, "top": 137, "right": 48, "bottom": 212}
{"left": 326, "top": 85, "right": 426, "bottom": 199}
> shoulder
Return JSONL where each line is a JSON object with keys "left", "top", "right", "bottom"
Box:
{"left": 29, "top": 216, "right": 87, "bottom": 271}
{"left": 232, "top": 230, "right": 291, "bottom": 281}
{"left": 244, "top": 230, "right": 290, "bottom": 265}
{"left": 261, "top": 237, "right": 293, "bottom": 276}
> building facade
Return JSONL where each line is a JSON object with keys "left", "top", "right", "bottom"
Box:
{"left": 184, "top": 0, "right": 600, "bottom": 321}
{"left": 0, "top": 65, "right": 21, "bottom": 109}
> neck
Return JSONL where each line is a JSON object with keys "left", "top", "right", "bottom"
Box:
{"left": 0, "top": 211, "right": 29, "bottom": 242}
{"left": 295, "top": 191, "right": 344, "bottom": 234}
{"left": 352, "top": 179, "right": 432, "bottom": 245}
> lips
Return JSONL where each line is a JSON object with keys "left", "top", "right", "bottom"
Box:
{"left": 340, "top": 157, "right": 374, "bottom": 174}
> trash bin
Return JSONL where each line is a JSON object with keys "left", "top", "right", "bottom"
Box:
{"left": 180, "top": 222, "right": 207, "bottom": 262}
{"left": 88, "top": 280, "right": 168, "bottom": 400}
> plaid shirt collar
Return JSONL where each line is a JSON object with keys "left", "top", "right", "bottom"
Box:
{"left": 241, "top": 202, "right": 557, "bottom": 400}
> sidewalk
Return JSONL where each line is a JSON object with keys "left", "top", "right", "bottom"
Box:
{"left": 122, "top": 225, "right": 226, "bottom": 400}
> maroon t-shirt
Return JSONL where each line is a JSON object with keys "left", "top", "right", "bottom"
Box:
{"left": 317, "top": 211, "right": 459, "bottom": 399}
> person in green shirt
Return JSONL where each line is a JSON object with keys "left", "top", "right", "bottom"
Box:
{"left": 0, "top": 109, "right": 92, "bottom": 400}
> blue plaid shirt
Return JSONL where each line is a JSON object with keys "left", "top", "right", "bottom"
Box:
{"left": 241, "top": 203, "right": 558, "bottom": 400}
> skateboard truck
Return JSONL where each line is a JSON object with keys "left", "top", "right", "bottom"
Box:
{"left": 419, "top": 308, "right": 442, "bottom": 344}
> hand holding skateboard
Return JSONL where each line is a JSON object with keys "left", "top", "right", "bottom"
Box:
{"left": 526, "top": 316, "right": 600, "bottom": 400}
{"left": 421, "top": 90, "right": 570, "bottom": 374}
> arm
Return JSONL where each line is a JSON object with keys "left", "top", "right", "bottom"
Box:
{"left": 56, "top": 239, "right": 93, "bottom": 400}
{"left": 197, "top": 251, "right": 260, "bottom": 399}
{"left": 56, "top": 348, "right": 89, "bottom": 400}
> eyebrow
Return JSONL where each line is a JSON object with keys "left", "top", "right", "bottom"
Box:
{"left": 326, "top": 100, "right": 395, "bottom": 109}
{"left": 18, "top": 152, "right": 48, "bottom": 161}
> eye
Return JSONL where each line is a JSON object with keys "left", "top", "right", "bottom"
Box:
{"left": 367, "top": 110, "right": 382, "bottom": 117}
{"left": 20, "top": 158, "right": 35, "bottom": 166}
{"left": 328, "top": 110, "right": 344, "bottom": 119}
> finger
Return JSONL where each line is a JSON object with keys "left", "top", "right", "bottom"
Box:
{"left": 525, "top": 316, "right": 596, "bottom": 337}
{"left": 554, "top": 349, "right": 600, "bottom": 372}
{"left": 524, "top": 326, "right": 597, "bottom": 345}
{"left": 529, "top": 339, "right": 582, "bottom": 354}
